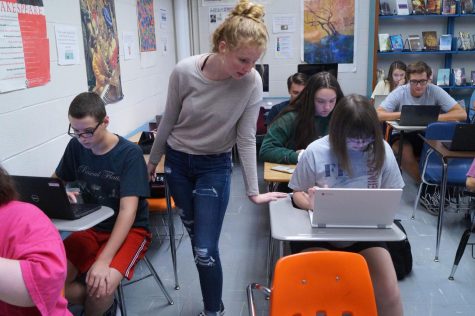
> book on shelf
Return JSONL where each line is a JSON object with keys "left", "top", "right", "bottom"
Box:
{"left": 453, "top": 68, "right": 466, "bottom": 86}
{"left": 439, "top": 34, "right": 452, "bottom": 51}
{"left": 396, "top": 0, "right": 410, "bottom": 15}
{"left": 378, "top": 33, "right": 391, "bottom": 52}
{"left": 426, "top": 0, "right": 442, "bottom": 14}
{"left": 461, "top": 0, "right": 474, "bottom": 14}
{"left": 459, "top": 32, "right": 473, "bottom": 50}
{"left": 422, "top": 31, "right": 438, "bottom": 50}
{"left": 380, "top": 0, "right": 397, "bottom": 15}
{"left": 408, "top": 34, "right": 423, "bottom": 51}
{"left": 411, "top": 0, "right": 426, "bottom": 14}
{"left": 442, "top": 0, "right": 457, "bottom": 14}
{"left": 390, "top": 34, "right": 404, "bottom": 51}
{"left": 437, "top": 68, "right": 451, "bottom": 86}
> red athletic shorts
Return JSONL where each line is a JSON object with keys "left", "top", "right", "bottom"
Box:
{"left": 64, "top": 227, "right": 151, "bottom": 280}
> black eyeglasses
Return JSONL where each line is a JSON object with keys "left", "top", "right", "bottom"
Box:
{"left": 409, "top": 79, "right": 428, "bottom": 86}
{"left": 68, "top": 121, "right": 103, "bottom": 139}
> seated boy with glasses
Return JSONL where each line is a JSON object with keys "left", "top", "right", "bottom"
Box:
{"left": 376, "top": 61, "right": 466, "bottom": 184}
{"left": 53, "top": 92, "right": 151, "bottom": 316}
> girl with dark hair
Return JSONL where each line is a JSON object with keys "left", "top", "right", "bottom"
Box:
{"left": 0, "top": 165, "right": 70, "bottom": 315}
{"left": 289, "top": 94, "right": 404, "bottom": 316}
{"left": 259, "top": 71, "right": 344, "bottom": 164}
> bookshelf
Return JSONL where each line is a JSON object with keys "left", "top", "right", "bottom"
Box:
{"left": 372, "top": 1, "right": 475, "bottom": 97}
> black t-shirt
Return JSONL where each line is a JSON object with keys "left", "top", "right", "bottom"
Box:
{"left": 56, "top": 135, "right": 150, "bottom": 231}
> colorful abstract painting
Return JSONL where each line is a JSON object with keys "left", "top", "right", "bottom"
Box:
{"left": 137, "top": 0, "right": 156, "bottom": 52}
{"left": 80, "top": 0, "right": 123, "bottom": 104}
{"left": 303, "top": 0, "right": 355, "bottom": 65}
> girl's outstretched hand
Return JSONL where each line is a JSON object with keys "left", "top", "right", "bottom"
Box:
{"left": 248, "top": 192, "right": 288, "bottom": 204}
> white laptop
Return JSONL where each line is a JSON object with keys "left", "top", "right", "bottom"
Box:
{"left": 373, "top": 94, "right": 386, "bottom": 108}
{"left": 309, "top": 188, "right": 403, "bottom": 228}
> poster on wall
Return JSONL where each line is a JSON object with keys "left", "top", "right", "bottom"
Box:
{"left": 137, "top": 0, "right": 156, "bottom": 52}
{"left": 0, "top": 0, "right": 50, "bottom": 93}
{"left": 303, "top": 0, "right": 356, "bottom": 72}
{"left": 79, "top": 0, "right": 123, "bottom": 104}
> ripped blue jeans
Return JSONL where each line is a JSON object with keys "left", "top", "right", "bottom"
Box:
{"left": 165, "top": 145, "right": 232, "bottom": 313}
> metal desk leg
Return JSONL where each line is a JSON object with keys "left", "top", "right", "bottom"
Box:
{"left": 435, "top": 160, "right": 448, "bottom": 262}
{"left": 165, "top": 181, "right": 180, "bottom": 290}
{"left": 267, "top": 236, "right": 277, "bottom": 287}
{"left": 397, "top": 130, "right": 405, "bottom": 168}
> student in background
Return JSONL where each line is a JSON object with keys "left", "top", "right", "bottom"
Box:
{"left": 290, "top": 94, "right": 404, "bottom": 316}
{"left": 54, "top": 92, "right": 151, "bottom": 316}
{"left": 377, "top": 61, "right": 467, "bottom": 183}
{"left": 0, "top": 165, "right": 70, "bottom": 316}
{"left": 266, "top": 72, "right": 308, "bottom": 125}
{"left": 370, "top": 60, "right": 407, "bottom": 105}
{"left": 146, "top": 1, "right": 286, "bottom": 315}
{"left": 259, "top": 72, "right": 344, "bottom": 165}
{"left": 467, "top": 159, "right": 475, "bottom": 192}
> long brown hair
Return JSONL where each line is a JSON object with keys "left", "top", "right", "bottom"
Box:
{"left": 329, "top": 94, "right": 385, "bottom": 176}
{"left": 277, "top": 72, "right": 344, "bottom": 149}
{"left": 0, "top": 165, "right": 18, "bottom": 206}
{"left": 386, "top": 60, "right": 407, "bottom": 91}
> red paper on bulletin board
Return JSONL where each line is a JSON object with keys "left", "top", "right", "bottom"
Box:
{"left": 0, "top": 0, "right": 50, "bottom": 93}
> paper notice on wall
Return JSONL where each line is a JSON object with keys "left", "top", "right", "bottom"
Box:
{"left": 208, "top": 6, "right": 232, "bottom": 36}
{"left": 160, "top": 8, "right": 167, "bottom": 29}
{"left": 0, "top": 1, "right": 50, "bottom": 93}
{"left": 275, "top": 35, "right": 292, "bottom": 58}
{"left": 0, "top": 11, "right": 26, "bottom": 92}
{"left": 272, "top": 14, "right": 296, "bottom": 33}
{"left": 160, "top": 36, "right": 168, "bottom": 56}
{"left": 122, "top": 31, "right": 138, "bottom": 60}
{"left": 55, "top": 24, "right": 80, "bottom": 65}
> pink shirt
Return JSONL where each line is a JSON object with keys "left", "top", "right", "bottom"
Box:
{"left": 0, "top": 201, "right": 71, "bottom": 316}
{"left": 467, "top": 159, "right": 475, "bottom": 178}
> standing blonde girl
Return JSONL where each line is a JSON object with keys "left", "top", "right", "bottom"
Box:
{"left": 147, "top": 1, "right": 285, "bottom": 315}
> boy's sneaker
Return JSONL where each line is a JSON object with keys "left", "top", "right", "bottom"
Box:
{"left": 198, "top": 302, "right": 225, "bottom": 316}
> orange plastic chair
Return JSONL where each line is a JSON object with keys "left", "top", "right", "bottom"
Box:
{"left": 247, "top": 251, "right": 377, "bottom": 316}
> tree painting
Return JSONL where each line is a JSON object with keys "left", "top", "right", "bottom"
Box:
{"left": 303, "top": 0, "right": 355, "bottom": 64}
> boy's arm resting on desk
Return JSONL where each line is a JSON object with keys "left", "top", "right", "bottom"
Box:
{"left": 86, "top": 196, "right": 138, "bottom": 298}
{"left": 438, "top": 103, "right": 467, "bottom": 122}
{"left": 377, "top": 106, "right": 401, "bottom": 122}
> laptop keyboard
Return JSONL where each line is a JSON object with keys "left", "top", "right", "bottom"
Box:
{"left": 70, "top": 204, "right": 101, "bottom": 218}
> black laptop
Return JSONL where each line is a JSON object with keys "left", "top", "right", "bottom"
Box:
{"left": 397, "top": 105, "right": 441, "bottom": 126}
{"left": 11, "top": 175, "right": 101, "bottom": 220}
{"left": 441, "top": 124, "right": 475, "bottom": 151}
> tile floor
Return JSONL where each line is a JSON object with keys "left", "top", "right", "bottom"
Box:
{"left": 77, "top": 162, "right": 475, "bottom": 316}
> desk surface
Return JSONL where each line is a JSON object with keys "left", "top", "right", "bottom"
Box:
{"left": 425, "top": 139, "right": 475, "bottom": 159}
{"left": 386, "top": 121, "right": 428, "bottom": 131}
{"left": 264, "top": 162, "right": 296, "bottom": 183}
{"left": 270, "top": 197, "right": 406, "bottom": 242}
{"left": 52, "top": 206, "right": 114, "bottom": 232}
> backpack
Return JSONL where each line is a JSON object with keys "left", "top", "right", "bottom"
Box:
{"left": 387, "top": 220, "right": 413, "bottom": 280}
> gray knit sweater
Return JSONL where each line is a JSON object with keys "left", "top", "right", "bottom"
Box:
{"left": 149, "top": 54, "right": 263, "bottom": 195}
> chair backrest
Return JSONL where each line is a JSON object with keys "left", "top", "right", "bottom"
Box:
{"left": 419, "top": 122, "right": 457, "bottom": 172}
{"left": 256, "top": 106, "right": 267, "bottom": 135}
{"left": 419, "top": 122, "right": 473, "bottom": 185}
{"left": 269, "top": 251, "right": 377, "bottom": 316}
